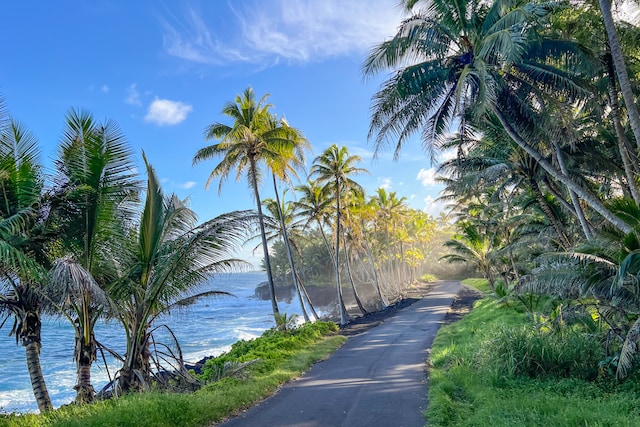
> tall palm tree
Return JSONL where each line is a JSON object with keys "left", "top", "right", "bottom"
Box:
{"left": 363, "top": 0, "right": 631, "bottom": 233}
{"left": 266, "top": 115, "right": 314, "bottom": 322}
{"left": 0, "top": 114, "right": 53, "bottom": 413}
{"left": 295, "top": 180, "right": 334, "bottom": 260}
{"left": 109, "top": 153, "right": 250, "bottom": 393}
{"left": 597, "top": 0, "right": 640, "bottom": 152}
{"left": 262, "top": 195, "right": 316, "bottom": 322}
{"left": 442, "top": 220, "right": 500, "bottom": 289}
{"left": 193, "top": 87, "right": 292, "bottom": 321}
{"left": 46, "top": 109, "right": 139, "bottom": 403}
{"left": 311, "top": 145, "right": 367, "bottom": 325}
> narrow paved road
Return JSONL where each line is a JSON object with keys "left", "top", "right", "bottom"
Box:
{"left": 219, "top": 280, "right": 461, "bottom": 427}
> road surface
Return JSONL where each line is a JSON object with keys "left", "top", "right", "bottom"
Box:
{"left": 219, "top": 280, "right": 462, "bottom": 427}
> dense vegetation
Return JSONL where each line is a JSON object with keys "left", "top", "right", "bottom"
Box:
{"left": 426, "top": 279, "right": 640, "bottom": 426}
{"left": 364, "top": 0, "right": 640, "bottom": 387}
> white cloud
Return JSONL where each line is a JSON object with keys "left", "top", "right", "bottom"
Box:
{"left": 125, "top": 84, "right": 142, "bottom": 106}
{"left": 378, "top": 178, "right": 392, "bottom": 190}
{"left": 422, "top": 196, "right": 446, "bottom": 218}
{"left": 417, "top": 168, "right": 438, "bottom": 187}
{"left": 437, "top": 149, "right": 457, "bottom": 163}
{"left": 180, "top": 181, "right": 197, "bottom": 190}
{"left": 162, "top": 0, "right": 406, "bottom": 65}
{"left": 145, "top": 98, "right": 193, "bottom": 126}
{"left": 101, "top": 85, "right": 109, "bottom": 93}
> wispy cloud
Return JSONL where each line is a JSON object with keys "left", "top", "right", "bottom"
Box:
{"left": 125, "top": 84, "right": 142, "bottom": 106}
{"left": 179, "top": 181, "right": 197, "bottom": 190}
{"left": 162, "top": 0, "right": 405, "bottom": 65}
{"left": 417, "top": 168, "right": 438, "bottom": 187}
{"left": 145, "top": 98, "right": 193, "bottom": 126}
{"left": 378, "top": 177, "right": 392, "bottom": 190}
{"left": 422, "top": 195, "right": 446, "bottom": 218}
{"left": 101, "top": 85, "right": 110, "bottom": 93}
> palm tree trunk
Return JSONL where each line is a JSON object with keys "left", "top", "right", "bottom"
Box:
{"left": 361, "top": 219, "right": 387, "bottom": 308}
{"left": 605, "top": 51, "right": 640, "bottom": 205}
{"left": 493, "top": 107, "right": 632, "bottom": 234}
{"left": 272, "top": 174, "right": 309, "bottom": 322}
{"left": 295, "top": 270, "right": 319, "bottom": 320}
{"left": 334, "top": 183, "right": 350, "bottom": 325}
{"left": 75, "top": 333, "right": 96, "bottom": 404}
{"left": 22, "top": 311, "right": 52, "bottom": 414}
{"left": 599, "top": 0, "right": 640, "bottom": 151}
{"left": 251, "top": 158, "right": 280, "bottom": 320}
{"left": 25, "top": 341, "right": 52, "bottom": 413}
{"left": 552, "top": 141, "right": 592, "bottom": 240}
{"left": 343, "top": 235, "right": 368, "bottom": 315}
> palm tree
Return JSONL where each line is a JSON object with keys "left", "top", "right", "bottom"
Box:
{"left": 193, "top": 87, "right": 292, "bottom": 322}
{"left": 0, "top": 114, "right": 53, "bottom": 413}
{"left": 311, "top": 145, "right": 367, "bottom": 325}
{"left": 363, "top": 0, "right": 632, "bottom": 233}
{"left": 442, "top": 221, "right": 500, "bottom": 289}
{"left": 109, "top": 153, "right": 251, "bottom": 393}
{"left": 597, "top": 0, "right": 640, "bottom": 152}
{"left": 371, "top": 188, "right": 408, "bottom": 299}
{"left": 46, "top": 109, "right": 139, "bottom": 404}
{"left": 266, "top": 115, "right": 314, "bottom": 322}
{"left": 262, "top": 195, "right": 316, "bottom": 322}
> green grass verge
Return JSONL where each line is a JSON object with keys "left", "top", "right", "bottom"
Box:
{"left": 460, "top": 278, "right": 492, "bottom": 294}
{"left": 425, "top": 292, "right": 640, "bottom": 426}
{"left": 1, "top": 323, "right": 346, "bottom": 427}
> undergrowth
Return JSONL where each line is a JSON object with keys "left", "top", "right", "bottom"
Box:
{"left": 427, "top": 278, "right": 640, "bottom": 426}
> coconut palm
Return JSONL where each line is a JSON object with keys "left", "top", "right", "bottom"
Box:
{"left": 46, "top": 109, "right": 139, "bottom": 403}
{"left": 266, "top": 115, "right": 314, "bottom": 322}
{"left": 364, "top": 0, "right": 631, "bottom": 233}
{"left": 597, "top": 0, "right": 640, "bottom": 153}
{"left": 0, "top": 114, "right": 53, "bottom": 412}
{"left": 521, "top": 199, "right": 640, "bottom": 378}
{"left": 311, "top": 145, "right": 367, "bottom": 325}
{"left": 262, "top": 195, "right": 317, "bottom": 322}
{"left": 109, "top": 153, "right": 250, "bottom": 393}
{"left": 442, "top": 220, "right": 500, "bottom": 289}
{"left": 193, "top": 87, "right": 292, "bottom": 321}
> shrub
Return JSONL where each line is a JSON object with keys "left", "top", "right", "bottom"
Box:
{"left": 197, "top": 321, "right": 338, "bottom": 382}
{"left": 420, "top": 274, "right": 438, "bottom": 282}
{"left": 482, "top": 325, "right": 605, "bottom": 381}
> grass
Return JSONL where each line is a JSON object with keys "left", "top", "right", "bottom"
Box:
{"left": 1, "top": 322, "right": 346, "bottom": 427}
{"left": 460, "top": 277, "right": 493, "bottom": 294}
{"left": 426, "top": 278, "right": 640, "bottom": 426}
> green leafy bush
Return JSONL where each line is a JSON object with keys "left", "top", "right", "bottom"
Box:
{"left": 420, "top": 274, "right": 438, "bottom": 282}
{"left": 198, "top": 321, "right": 338, "bottom": 382}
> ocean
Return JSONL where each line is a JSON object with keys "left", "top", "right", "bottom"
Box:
{"left": 0, "top": 272, "right": 307, "bottom": 414}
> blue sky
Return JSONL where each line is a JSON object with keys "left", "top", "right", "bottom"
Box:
{"left": 1, "top": 1, "right": 449, "bottom": 263}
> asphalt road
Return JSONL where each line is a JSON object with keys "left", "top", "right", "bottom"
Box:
{"left": 218, "top": 280, "right": 462, "bottom": 427}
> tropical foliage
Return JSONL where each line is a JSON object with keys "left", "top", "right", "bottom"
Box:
{"left": 364, "top": 0, "right": 640, "bottom": 384}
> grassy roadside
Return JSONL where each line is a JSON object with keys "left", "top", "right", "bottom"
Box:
{"left": 1, "top": 322, "right": 346, "bottom": 427}
{"left": 425, "top": 278, "right": 640, "bottom": 426}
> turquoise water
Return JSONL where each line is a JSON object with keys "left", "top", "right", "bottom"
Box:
{"left": 0, "top": 272, "right": 305, "bottom": 413}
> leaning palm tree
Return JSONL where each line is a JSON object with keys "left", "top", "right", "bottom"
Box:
{"left": 311, "top": 145, "right": 367, "bottom": 325}
{"left": 364, "top": 0, "right": 631, "bottom": 233}
{"left": 46, "top": 109, "right": 139, "bottom": 403}
{"left": 0, "top": 114, "right": 53, "bottom": 413}
{"left": 109, "top": 153, "right": 251, "bottom": 393}
{"left": 193, "top": 87, "right": 292, "bottom": 322}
